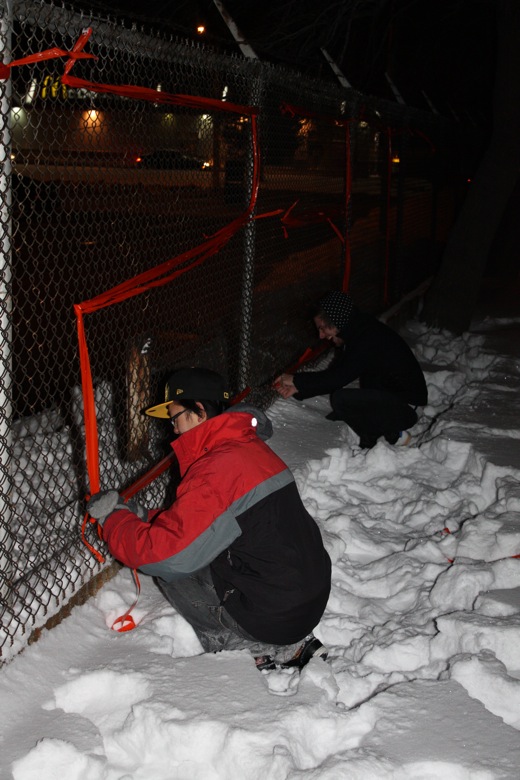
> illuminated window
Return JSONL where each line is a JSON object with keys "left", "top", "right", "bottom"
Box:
{"left": 80, "top": 109, "right": 106, "bottom": 139}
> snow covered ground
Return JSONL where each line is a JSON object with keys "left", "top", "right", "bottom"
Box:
{"left": 1, "top": 300, "right": 520, "bottom": 780}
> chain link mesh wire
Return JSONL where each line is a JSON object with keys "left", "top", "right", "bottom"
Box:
{"left": 0, "top": 0, "right": 459, "bottom": 664}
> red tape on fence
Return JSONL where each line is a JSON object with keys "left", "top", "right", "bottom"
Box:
{"left": 59, "top": 28, "right": 349, "bottom": 587}
{"left": 0, "top": 46, "right": 96, "bottom": 80}
{"left": 75, "top": 113, "right": 260, "bottom": 500}
{"left": 68, "top": 28, "right": 262, "bottom": 575}
{"left": 111, "top": 570, "right": 141, "bottom": 632}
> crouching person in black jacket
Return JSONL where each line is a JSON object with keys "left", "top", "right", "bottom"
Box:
{"left": 275, "top": 291, "right": 428, "bottom": 449}
{"left": 87, "top": 367, "right": 331, "bottom": 672}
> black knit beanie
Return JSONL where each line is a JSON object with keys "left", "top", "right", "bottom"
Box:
{"left": 320, "top": 291, "right": 355, "bottom": 330}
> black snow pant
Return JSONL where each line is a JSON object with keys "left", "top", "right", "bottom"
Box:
{"left": 329, "top": 387, "right": 419, "bottom": 448}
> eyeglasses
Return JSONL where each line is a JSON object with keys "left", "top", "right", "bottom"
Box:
{"left": 169, "top": 409, "right": 189, "bottom": 426}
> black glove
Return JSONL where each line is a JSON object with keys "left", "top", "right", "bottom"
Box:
{"left": 87, "top": 490, "right": 148, "bottom": 526}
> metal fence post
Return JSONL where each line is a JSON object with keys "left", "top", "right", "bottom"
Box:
{"left": 0, "top": 0, "right": 13, "bottom": 603}
{"left": 237, "top": 66, "right": 262, "bottom": 391}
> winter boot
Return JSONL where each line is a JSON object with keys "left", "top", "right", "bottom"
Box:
{"left": 255, "top": 654, "right": 276, "bottom": 671}
{"left": 280, "top": 635, "right": 328, "bottom": 670}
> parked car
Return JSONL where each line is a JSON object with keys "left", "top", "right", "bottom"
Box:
{"left": 135, "top": 149, "right": 212, "bottom": 170}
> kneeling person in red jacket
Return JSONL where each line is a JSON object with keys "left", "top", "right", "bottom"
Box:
{"left": 88, "top": 367, "right": 331, "bottom": 671}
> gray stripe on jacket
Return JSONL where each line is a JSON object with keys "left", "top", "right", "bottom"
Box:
{"left": 140, "top": 468, "right": 295, "bottom": 581}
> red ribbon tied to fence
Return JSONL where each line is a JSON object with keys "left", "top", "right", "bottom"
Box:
{"left": 0, "top": 25, "right": 97, "bottom": 80}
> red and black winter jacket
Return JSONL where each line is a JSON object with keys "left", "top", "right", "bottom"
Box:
{"left": 102, "top": 411, "right": 331, "bottom": 645}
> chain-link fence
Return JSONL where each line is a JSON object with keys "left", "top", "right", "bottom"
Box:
{"left": 0, "top": 0, "right": 462, "bottom": 664}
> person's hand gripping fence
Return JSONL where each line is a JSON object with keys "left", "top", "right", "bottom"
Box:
{"left": 87, "top": 489, "right": 148, "bottom": 526}
{"left": 86, "top": 489, "right": 147, "bottom": 633}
